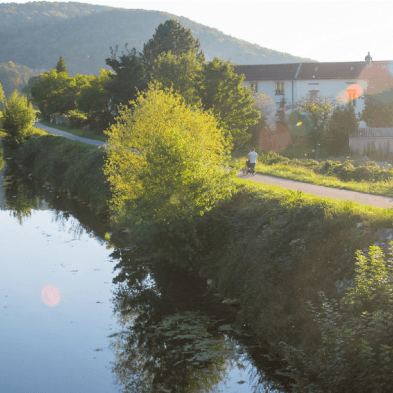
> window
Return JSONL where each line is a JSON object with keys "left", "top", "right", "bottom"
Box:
{"left": 309, "top": 90, "right": 319, "bottom": 102}
{"left": 275, "top": 82, "right": 284, "bottom": 95}
{"left": 347, "top": 90, "right": 357, "bottom": 107}
{"left": 250, "top": 83, "right": 258, "bottom": 93}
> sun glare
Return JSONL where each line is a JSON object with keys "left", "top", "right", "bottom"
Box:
{"left": 41, "top": 285, "right": 61, "bottom": 307}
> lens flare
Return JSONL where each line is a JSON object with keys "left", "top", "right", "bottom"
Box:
{"left": 41, "top": 285, "right": 61, "bottom": 307}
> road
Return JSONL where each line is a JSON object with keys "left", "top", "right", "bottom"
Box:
{"left": 34, "top": 122, "right": 393, "bottom": 209}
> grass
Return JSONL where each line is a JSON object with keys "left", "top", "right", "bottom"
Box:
{"left": 254, "top": 162, "right": 393, "bottom": 197}
{"left": 230, "top": 149, "right": 393, "bottom": 198}
{"left": 40, "top": 120, "right": 109, "bottom": 142}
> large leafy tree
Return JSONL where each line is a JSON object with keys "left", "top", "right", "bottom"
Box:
{"left": 149, "top": 51, "right": 202, "bottom": 106}
{"left": 105, "top": 46, "right": 147, "bottom": 115}
{"left": 31, "top": 70, "right": 90, "bottom": 120}
{"left": 197, "top": 58, "right": 260, "bottom": 146}
{"left": 142, "top": 19, "right": 205, "bottom": 67}
{"left": 103, "top": 84, "right": 235, "bottom": 227}
{"left": 1, "top": 90, "right": 36, "bottom": 149}
{"left": 75, "top": 69, "right": 113, "bottom": 132}
{"left": 297, "top": 96, "right": 335, "bottom": 158}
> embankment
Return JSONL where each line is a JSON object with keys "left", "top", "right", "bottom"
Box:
{"left": 11, "top": 133, "right": 393, "bottom": 392}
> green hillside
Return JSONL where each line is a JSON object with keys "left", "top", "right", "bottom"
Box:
{"left": 0, "top": 61, "right": 43, "bottom": 99}
{"left": 0, "top": 2, "right": 314, "bottom": 77}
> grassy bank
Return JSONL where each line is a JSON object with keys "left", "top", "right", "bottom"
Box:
{"left": 231, "top": 151, "right": 393, "bottom": 198}
{"left": 13, "top": 133, "right": 110, "bottom": 211}
{"left": 12, "top": 134, "right": 393, "bottom": 392}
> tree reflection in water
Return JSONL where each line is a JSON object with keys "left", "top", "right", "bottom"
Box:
{"left": 2, "top": 162, "right": 42, "bottom": 223}
{"left": 109, "top": 248, "right": 293, "bottom": 393}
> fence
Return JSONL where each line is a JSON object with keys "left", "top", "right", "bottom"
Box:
{"left": 349, "top": 127, "right": 393, "bottom": 155}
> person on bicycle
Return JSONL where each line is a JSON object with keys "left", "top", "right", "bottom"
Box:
{"left": 247, "top": 148, "right": 258, "bottom": 175}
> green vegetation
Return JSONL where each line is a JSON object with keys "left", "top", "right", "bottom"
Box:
{"left": 29, "top": 19, "right": 259, "bottom": 144}
{"left": 325, "top": 105, "right": 358, "bottom": 155}
{"left": 252, "top": 153, "right": 393, "bottom": 197}
{"left": 284, "top": 244, "right": 393, "bottom": 392}
{"left": 0, "top": 83, "right": 4, "bottom": 105}
{"left": 295, "top": 97, "right": 335, "bottom": 159}
{"left": 11, "top": 129, "right": 393, "bottom": 391}
{"left": 0, "top": 61, "right": 42, "bottom": 100}
{"left": 104, "top": 85, "right": 235, "bottom": 226}
{"left": 13, "top": 134, "right": 110, "bottom": 211}
{"left": 39, "top": 120, "right": 108, "bottom": 142}
{"left": 1, "top": 90, "right": 36, "bottom": 150}
{"left": 55, "top": 55, "right": 68, "bottom": 75}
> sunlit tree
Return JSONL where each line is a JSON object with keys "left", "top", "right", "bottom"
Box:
{"left": 103, "top": 84, "right": 235, "bottom": 227}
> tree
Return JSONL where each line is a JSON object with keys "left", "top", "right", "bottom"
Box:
{"left": 360, "top": 91, "right": 393, "bottom": 127}
{"left": 31, "top": 70, "right": 90, "bottom": 120}
{"left": 149, "top": 51, "right": 202, "bottom": 106}
{"left": 75, "top": 69, "right": 113, "bottom": 132}
{"left": 325, "top": 105, "right": 358, "bottom": 155}
{"left": 105, "top": 46, "right": 147, "bottom": 116}
{"left": 1, "top": 90, "right": 36, "bottom": 149}
{"left": 297, "top": 96, "right": 335, "bottom": 158}
{"left": 103, "top": 84, "right": 235, "bottom": 227}
{"left": 142, "top": 19, "right": 205, "bottom": 67}
{"left": 55, "top": 55, "right": 68, "bottom": 75}
{"left": 197, "top": 58, "right": 260, "bottom": 147}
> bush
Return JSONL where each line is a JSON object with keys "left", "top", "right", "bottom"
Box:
{"left": 283, "top": 244, "right": 393, "bottom": 393}
{"left": 104, "top": 85, "right": 236, "bottom": 227}
{"left": 1, "top": 90, "right": 36, "bottom": 150}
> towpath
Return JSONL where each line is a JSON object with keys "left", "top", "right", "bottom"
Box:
{"left": 34, "top": 122, "right": 393, "bottom": 209}
{"left": 34, "top": 121, "right": 106, "bottom": 148}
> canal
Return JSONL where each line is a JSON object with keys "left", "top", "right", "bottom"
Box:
{"left": 0, "top": 162, "right": 293, "bottom": 393}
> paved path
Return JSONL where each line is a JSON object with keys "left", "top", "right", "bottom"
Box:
{"left": 34, "top": 121, "right": 106, "bottom": 148}
{"left": 239, "top": 172, "right": 393, "bottom": 208}
{"left": 35, "top": 122, "right": 393, "bottom": 209}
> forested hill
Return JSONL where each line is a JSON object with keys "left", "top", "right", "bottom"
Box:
{"left": 0, "top": 2, "right": 314, "bottom": 76}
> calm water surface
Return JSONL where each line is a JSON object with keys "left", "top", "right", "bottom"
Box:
{"left": 0, "top": 162, "right": 292, "bottom": 393}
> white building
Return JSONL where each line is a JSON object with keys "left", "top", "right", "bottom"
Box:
{"left": 234, "top": 53, "right": 393, "bottom": 128}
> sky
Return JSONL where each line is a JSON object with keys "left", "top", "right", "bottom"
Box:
{"left": 7, "top": 0, "right": 393, "bottom": 63}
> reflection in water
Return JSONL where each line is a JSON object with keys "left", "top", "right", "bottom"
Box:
{"left": 109, "top": 247, "right": 292, "bottom": 392}
{"left": 1, "top": 162, "right": 293, "bottom": 393}
{"left": 1, "top": 161, "right": 42, "bottom": 223}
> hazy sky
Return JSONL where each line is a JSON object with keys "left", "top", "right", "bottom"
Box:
{"left": 9, "top": 0, "right": 393, "bottom": 63}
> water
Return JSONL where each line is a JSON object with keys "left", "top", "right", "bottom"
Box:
{"left": 0, "top": 162, "right": 292, "bottom": 393}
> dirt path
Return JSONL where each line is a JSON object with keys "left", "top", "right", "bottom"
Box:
{"left": 35, "top": 122, "right": 393, "bottom": 209}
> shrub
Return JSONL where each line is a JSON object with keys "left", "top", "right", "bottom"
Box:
{"left": 283, "top": 244, "right": 393, "bottom": 393}
{"left": 1, "top": 90, "right": 36, "bottom": 150}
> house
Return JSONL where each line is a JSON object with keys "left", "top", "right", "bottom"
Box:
{"left": 233, "top": 53, "right": 393, "bottom": 128}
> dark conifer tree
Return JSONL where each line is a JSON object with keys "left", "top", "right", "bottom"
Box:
{"left": 142, "top": 19, "right": 205, "bottom": 67}
{"left": 55, "top": 55, "right": 68, "bottom": 75}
